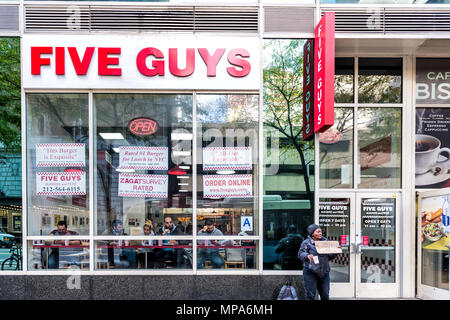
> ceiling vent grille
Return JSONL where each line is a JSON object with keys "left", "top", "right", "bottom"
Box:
{"left": 321, "top": 7, "right": 450, "bottom": 34}
{"left": 25, "top": 5, "right": 258, "bottom": 33}
{"left": 264, "top": 6, "right": 315, "bottom": 34}
{"left": 0, "top": 5, "right": 19, "bottom": 31}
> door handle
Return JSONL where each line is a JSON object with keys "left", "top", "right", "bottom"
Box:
{"left": 351, "top": 242, "right": 363, "bottom": 254}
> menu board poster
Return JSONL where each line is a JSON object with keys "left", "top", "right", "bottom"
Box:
{"left": 421, "top": 195, "right": 450, "bottom": 251}
{"left": 36, "top": 143, "right": 85, "bottom": 167}
{"left": 118, "top": 174, "right": 168, "bottom": 198}
{"left": 416, "top": 108, "right": 450, "bottom": 188}
{"left": 203, "top": 174, "right": 252, "bottom": 199}
{"left": 119, "top": 146, "right": 168, "bottom": 170}
{"left": 361, "top": 198, "right": 395, "bottom": 230}
{"left": 202, "top": 147, "right": 252, "bottom": 171}
{"left": 416, "top": 58, "right": 450, "bottom": 105}
{"left": 319, "top": 200, "right": 349, "bottom": 228}
{"left": 36, "top": 171, "right": 86, "bottom": 196}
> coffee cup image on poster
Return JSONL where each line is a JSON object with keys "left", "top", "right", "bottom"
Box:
{"left": 415, "top": 108, "right": 450, "bottom": 188}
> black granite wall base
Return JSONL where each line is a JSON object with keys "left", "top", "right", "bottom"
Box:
{"left": 0, "top": 275, "right": 305, "bottom": 300}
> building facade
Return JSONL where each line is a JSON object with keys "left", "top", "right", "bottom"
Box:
{"left": 0, "top": 0, "right": 449, "bottom": 300}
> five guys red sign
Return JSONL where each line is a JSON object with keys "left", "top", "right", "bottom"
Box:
{"left": 23, "top": 35, "right": 260, "bottom": 90}
{"left": 303, "top": 12, "right": 335, "bottom": 140}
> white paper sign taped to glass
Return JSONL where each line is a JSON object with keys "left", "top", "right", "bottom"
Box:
{"left": 36, "top": 171, "right": 86, "bottom": 196}
{"left": 119, "top": 146, "right": 168, "bottom": 170}
{"left": 203, "top": 174, "right": 252, "bottom": 199}
{"left": 241, "top": 216, "right": 253, "bottom": 232}
{"left": 35, "top": 143, "right": 85, "bottom": 167}
{"left": 118, "top": 174, "right": 168, "bottom": 198}
{"left": 315, "top": 241, "right": 343, "bottom": 254}
{"left": 202, "top": 147, "right": 252, "bottom": 171}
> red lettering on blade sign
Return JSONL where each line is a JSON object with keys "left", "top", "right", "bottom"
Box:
{"left": 68, "top": 47, "right": 95, "bottom": 75}
{"left": 136, "top": 47, "right": 165, "bottom": 76}
{"left": 226, "top": 48, "right": 251, "bottom": 77}
{"left": 98, "top": 47, "right": 122, "bottom": 76}
{"left": 31, "top": 47, "right": 53, "bottom": 75}
{"left": 168, "top": 48, "right": 195, "bottom": 77}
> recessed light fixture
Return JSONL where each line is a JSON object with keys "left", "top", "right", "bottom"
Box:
{"left": 179, "top": 165, "right": 190, "bottom": 170}
{"left": 172, "top": 151, "right": 191, "bottom": 157}
{"left": 177, "top": 176, "right": 189, "bottom": 179}
{"left": 171, "top": 133, "right": 193, "bottom": 140}
{"left": 99, "top": 133, "right": 125, "bottom": 140}
{"left": 113, "top": 148, "right": 120, "bottom": 153}
{"left": 216, "top": 170, "right": 236, "bottom": 175}
{"left": 178, "top": 183, "right": 188, "bottom": 186}
{"left": 116, "top": 168, "right": 135, "bottom": 173}
{"left": 179, "top": 190, "right": 189, "bottom": 192}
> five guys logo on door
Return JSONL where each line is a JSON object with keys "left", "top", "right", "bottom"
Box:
{"left": 30, "top": 47, "right": 251, "bottom": 77}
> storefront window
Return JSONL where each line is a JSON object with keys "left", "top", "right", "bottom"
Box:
{"left": 28, "top": 240, "right": 89, "bottom": 270}
{"left": 335, "top": 58, "right": 354, "bottom": 104}
{"left": 321, "top": 0, "right": 446, "bottom": 3}
{"left": 27, "top": 93, "right": 89, "bottom": 237}
{"left": 95, "top": 240, "right": 192, "bottom": 270}
{"left": 0, "top": 37, "right": 22, "bottom": 270}
{"left": 358, "top": 58, "right": 402, "bottom": 104}
{"left": 196, "top": 238, "right": 257, "bottom": 270}
{"left": 196, "top": 94, "right": 259, "bottom": 237}
{"left": 357, "top": 108, "right": 402, "bottom": 189}
{"left": 94, "top": 94, "right": 193, "bottom": 237}
{"left": 262, "top": 39, "right": 314, "bottom": 270}
{"left": 319, "top": 107, "right": 354, "bottom": 189}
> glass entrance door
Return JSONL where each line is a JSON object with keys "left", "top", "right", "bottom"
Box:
{"left": 417, "top": 188, "right": 450, "bottom": 300}
{"left": 319, "top": 192, "right": 400, "bottom": 298}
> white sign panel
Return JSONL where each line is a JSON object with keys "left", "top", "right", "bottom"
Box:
{"left": 241, "top": 216, "right": 253, "bottom": 232}
{"left": 203, "top": 147, "right": 252, "bottom": 171}
{"left": 23, "top": 34, "right": 260, "bottom": 90}
{"left": 118, "top": 174, "right": 168, "bottom": 198}
{"left": 36, "top": 143, "right": 85, "bottom": 167}
{"left": 119, "top": 146, "right": 168, "bottom": 170}
{"left": 36, "top": 171, "right": 86, "bottom": 196}
{"left": 203, "top": 174, "right": 252, "bottom": 199}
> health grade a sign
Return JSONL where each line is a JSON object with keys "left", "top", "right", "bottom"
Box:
{"left": 303, "top": 12, "right": 335, "bottom": 140}
{"left": 22, "top": 34, "right": 259, "bottom": 90}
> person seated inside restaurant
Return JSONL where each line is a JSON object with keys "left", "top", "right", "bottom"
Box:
{"left": 197, "top": 219, "right": 225, "bottom": 269}
{"left": 136, "top": 221, "right": 155, "bottom": 269}
{"left": 107, "top": 219, "right": 137, "bottom": 268}
{"left": 46, "top": 220, "right": 82, "bottom": 269}
{"left": 156, "top": 216, "right": 185, "bottom": 268}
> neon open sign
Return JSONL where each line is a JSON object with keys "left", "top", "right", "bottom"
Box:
{"left": 128, "top": 117, "right": 159, "bottom": 136}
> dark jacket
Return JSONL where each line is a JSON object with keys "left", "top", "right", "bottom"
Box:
{"left": 275, "top": 233, "right": 304, "bottom": 259}
{"left": 298, "top": 236, "right": 336, "bottom": 276}
{"left": 157, "top": 224, "right": 184, "bottom": 236}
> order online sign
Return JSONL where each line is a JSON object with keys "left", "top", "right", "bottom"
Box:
{"left": 203, "top": 174, "right": 252, "bottom": 199}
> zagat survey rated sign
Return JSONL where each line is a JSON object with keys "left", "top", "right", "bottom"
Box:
{"left": 118, "top": 174, "right": 168, "bottom": 198}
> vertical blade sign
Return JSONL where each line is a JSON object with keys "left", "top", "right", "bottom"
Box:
{"left": 314, "top": 12, "right": 335, "bottom": 133}
{"left": 303, "top": 39, "right": 315, "bottom": 141}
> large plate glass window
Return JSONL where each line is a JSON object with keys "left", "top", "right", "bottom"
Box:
{"left": 94, "top": 94, "right": 193, "bottom": 270}
{"left": 27, "top": 93, "right": 89, "bottom": 237}
{"left": 262, "top": 39, "right": 314, "bottom": 270}
{"left": 0, "top": 37, "right": 22, "bottom": 270}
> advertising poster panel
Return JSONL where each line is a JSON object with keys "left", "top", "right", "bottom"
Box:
{"left": 202, "top": 147, "right": 252, "bottom": 171}
{"left": 36, "top": 171, "right": 86, "bottom": 196}
{"left": 118, "top": 174, "right": 168, "bottom": 198}
{"left": 416, "top": 59, "right": 450, "bottom": 188}
{"left": 36, "top": 143, "right": 85, "bottom": 167}
{"left": 118, "top": 146, "right": 168, "bottom": 170}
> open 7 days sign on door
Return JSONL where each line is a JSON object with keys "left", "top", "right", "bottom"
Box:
{"left": 23, "top": 35, "right": 259, "bottom": 90}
